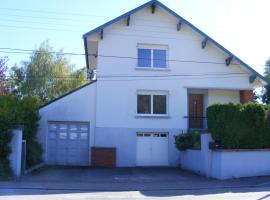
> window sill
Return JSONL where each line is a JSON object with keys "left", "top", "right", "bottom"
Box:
{"left": 135, "top": 114, "right": 170, "bottom": 119}
{"left": 135, "top": 67, "right": 170, "bottom": 71}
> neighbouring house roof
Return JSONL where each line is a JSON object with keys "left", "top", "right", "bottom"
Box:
{"left": 83, "top": 0, "right": 269, "bottom": 85}
{"left": 39, "top": 80, "right": 97, "bottom": 109}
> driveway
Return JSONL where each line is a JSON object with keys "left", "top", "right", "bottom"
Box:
{"left": 2, "top": 166, "right": 270, "bottom": 199}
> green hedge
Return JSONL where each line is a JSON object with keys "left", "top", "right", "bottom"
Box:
{"left": 207, "top": 103, "right": 270, "bottom": 149}
{"left": 174, "top": 131, "right": 201, "bottom": 151}
{"left": 0, "top": 95, "right": 42, "bottom": 179}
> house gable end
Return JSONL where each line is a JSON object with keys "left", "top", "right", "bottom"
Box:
{"left": 83, "top": 0, "right": 268, "bottom": 85}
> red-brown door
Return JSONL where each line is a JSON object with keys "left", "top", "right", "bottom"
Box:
{"left": 188, "top": 94, "right": 203, "bottom": 129}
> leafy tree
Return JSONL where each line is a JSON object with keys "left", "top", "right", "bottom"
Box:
{"left": 9, "top": 41, "right": 88, "bottom": 103}
{"left": 0, "top": 57, "right": 8, "bottom": 96}
{"left": 262, "top": 59, "right": 270, "bottom": 104}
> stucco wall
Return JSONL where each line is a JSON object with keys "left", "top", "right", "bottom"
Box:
{"left": 38, "top": 82, "right": 97, "bottom": 164}
{"left": 208, "top": 89, "right": 240, "bottom": 105}
{"left": 90, "top": 6, "right": 253, "bottom": 130}
{"left": 86, "top": 6, "right": 254, "bottom": 166}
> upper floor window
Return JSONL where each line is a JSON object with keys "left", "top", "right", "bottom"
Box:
{"left": 137, "top": 45, "right": 168, "bottom": 69}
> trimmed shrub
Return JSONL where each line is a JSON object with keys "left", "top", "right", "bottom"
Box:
{"left": 207, "top": 103, "right": 270, "bottom": 149}
{"left": 175, "top": 131, "right": 201, "bottom": 151}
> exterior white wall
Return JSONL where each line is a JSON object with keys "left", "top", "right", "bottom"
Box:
{"left": 9, "top": 128, "right": 23, "bottom": 177}
{"left": 208, "top": 89, "right": 240, "bottom": 105}
{"left": 212, "top": 150, "right": 270, "bottom": 179}
{"left": 38, "top": 82, "right": 97, "bottom": 165}
{"left": 90, "top": 6, "right": 253, "bottom": 129}
{"left": 181, "top": 133, "right": 270, "bottom": 179}
{"left": 86, "top": 6, "right": 255, "bottom": 166}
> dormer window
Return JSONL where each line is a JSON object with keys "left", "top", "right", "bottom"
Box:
{"left": 137, "top": 44, "right": 168, "bottom": 69}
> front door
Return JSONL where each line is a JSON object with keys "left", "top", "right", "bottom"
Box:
{"left": 188, "top": 94, "right": 203, "bottom": 129}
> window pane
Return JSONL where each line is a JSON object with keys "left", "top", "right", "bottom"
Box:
{"left": 137, "top": 95, "right": 151, "bottom": 114}
{"left": 153, "top": 49, "right": 166, "bottom": 68}
{"left": 69, "top": 132, "right": 78, "bottom": 140}
{"left": 138, "top": 48, "right": 151, "bottom": 67}
{"left": 80, "top": 132, "right": 88, "bottom": 140}
{"left": 153, "top": 95, "right": 167, "bottom": 114}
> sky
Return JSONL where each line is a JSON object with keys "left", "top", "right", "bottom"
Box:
{"left": 0, "top": 0, "right": 269, "bottom": 75}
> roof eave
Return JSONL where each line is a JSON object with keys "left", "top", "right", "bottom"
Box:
{"left": 82, "top": 0, "right": 156, "bottom": 39}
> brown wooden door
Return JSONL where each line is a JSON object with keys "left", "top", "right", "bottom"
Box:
{"left": 188, "top": 94, "right": 203, "bottom": 129}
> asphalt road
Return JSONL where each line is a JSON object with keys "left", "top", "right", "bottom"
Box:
{"left": 2, "top": 167, "right": 270, "bottom": 200}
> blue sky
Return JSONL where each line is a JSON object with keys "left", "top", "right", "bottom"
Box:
{"left": 0, "top": 0, "right": 269, "bottom": 74}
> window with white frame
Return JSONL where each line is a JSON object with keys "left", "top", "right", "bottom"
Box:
{"left": 137, "top": 91, "right": 168, "bottom": 115}
{"left": 137, "top": 45, "right": 168, "bottom": 68}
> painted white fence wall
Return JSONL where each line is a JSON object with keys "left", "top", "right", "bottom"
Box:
{"left": 181, "top": 133, "right": 270, "bottom": 179}
{"left": 9, "top": 128, "right": 23, "bottom": 177}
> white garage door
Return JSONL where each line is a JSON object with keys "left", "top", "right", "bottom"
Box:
{"left": 136, "top": 132, "right": 168, "bottom": 166}
{"left": 47, "top": 121, "right": 89, "bottom": 166}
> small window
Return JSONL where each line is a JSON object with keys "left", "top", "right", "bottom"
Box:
{"left": 137, "top": 133, "right": 143, "bottom": 137}
{"left": 69, "top": 124, "right": 78, "bottom": 131}
{"left": 59, "top": 132, "right": 67, "bottom": 139}
{"left": 69, "top": 132, "right": 78, "bottom": 140}
{"left": 137, "top": 46, "right": 167, "bottom": 68}
{"left": 160, "top": 133, "right": 167, "bottom": 137}
{"left": 49, "top": 124, "right": 57, "bottom": 131}
{"left": 144, "top": 133, "right": 151, "bottom": 137}
{"left": 137, "top": 95, "right": 151, "bottom": 114}
{"left": 80, "top": 132, "right": 88, "bottom": 140}
{"left": 137, "top": 92, "right": 168, "bottom": 115}
{"left": 59, "top": 124, "right": 67, "bottom": 130}
{"left": 80, "top": 125, "right": 88, "bottom": 131}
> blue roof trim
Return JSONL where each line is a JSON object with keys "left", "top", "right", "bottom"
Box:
{"left": 39, "top": 80, "right": 97, "bottom": 109}
{"left": 83, "top": 0, "right": 268, "bottom": 84}
{"left": 82, "top": 0, "right": 156, "bottom": 39}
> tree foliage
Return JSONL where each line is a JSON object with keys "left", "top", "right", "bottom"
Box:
{"left": 9, "top": 41, "right": 88, "bottom": 104}
{"left": 0, "top": 57, "right": 8, "bottom": 96}
{"left": 262, "top": 59, "right": 270, "bottom": 104}
{"left": 0, "top": 95, "right": 42, "bottom": 173}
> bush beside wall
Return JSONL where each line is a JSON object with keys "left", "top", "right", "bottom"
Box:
{"left": 0, "top": 95, "right": 42, "bottom": 179}
{"left": 207, "top": 103, "right": 270, "bottom": 149}
{"left": 175, "top": 131, "right": 201, "bottom": 151}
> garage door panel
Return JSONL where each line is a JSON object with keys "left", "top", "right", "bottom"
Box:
{"left": 136, "top": 132, "right": 168, "bottom": 166}
{"left": 47, "top": 122, "right": 89, "bottom": 166}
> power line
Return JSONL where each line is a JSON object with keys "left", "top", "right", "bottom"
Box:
{"left": 0, "top": 18, "right": 92, "bottom": 28}
{"left": 0, "top": 13, "right": 101, "bottom": 23}
{"left": 0, "top": 24, "right": 83, "bottom": 33}
{"left": 0, "top": 47, "right": 268, "bottom": 67}
{"left": 0, "top": 7, "right": 108, "bottom": 18}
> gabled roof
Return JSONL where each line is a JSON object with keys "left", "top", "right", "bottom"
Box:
{"left": 83, "top": 0, "right": 269, "bottom": 85}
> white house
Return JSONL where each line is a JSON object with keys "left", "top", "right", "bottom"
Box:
{"left": 38, "top": 0, "right": 268, "bottom": 167}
